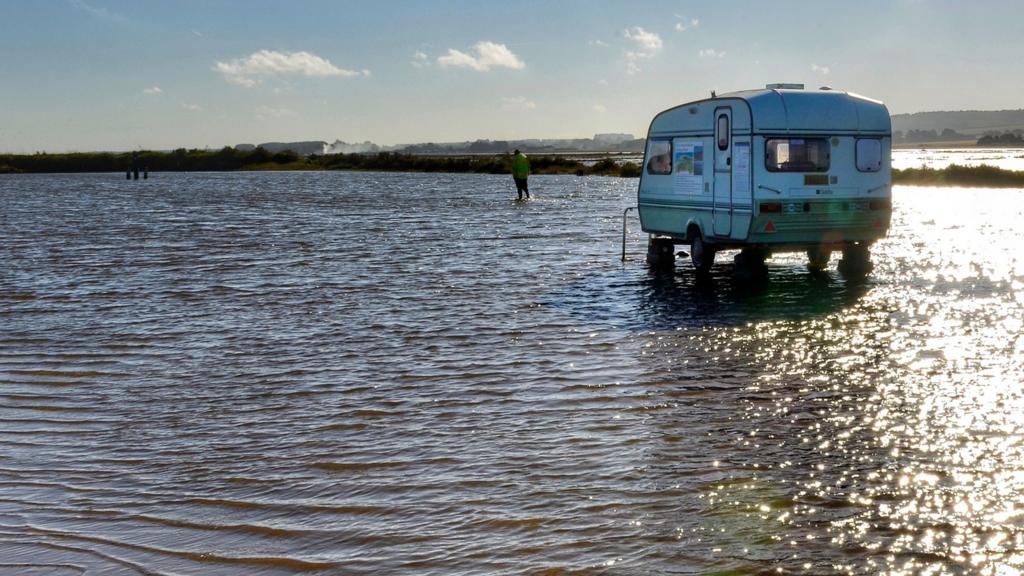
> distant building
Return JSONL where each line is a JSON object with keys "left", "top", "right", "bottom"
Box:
{"left": 593, "top": 133, "right": 635, "bottom": 145}
{"left": 325, "top": 140, "right": 382, "bottom": 154}
{"left": 233, "top": 134, "right": 646, "bottom": 157}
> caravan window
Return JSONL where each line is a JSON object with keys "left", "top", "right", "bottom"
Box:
{"left": 856, "top": 138, "right": 882, "bottom": 172}
{"left": 646, "top": 139, "right": 672, "bottom": 175}
{"left": 766, "top": 138, "right": 830, "bottom": 172}
{"left": 717, "top": 115, "right": 730, "bottom": 150}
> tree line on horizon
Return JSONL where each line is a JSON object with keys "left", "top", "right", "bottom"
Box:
{"left": 0, "top": 147, "right": 303, "bottom": 174}
{"left": 894, "top": 128, "right": 1024, "bottom": 145}
{"left": 0, "top": 147, "right": 643, "bottom": 178}
{"left": 976, "top": 132, "right": 1024, "bottom": 146}
{"left": 3, "top": 145, "right": 1024, "bottom": 187}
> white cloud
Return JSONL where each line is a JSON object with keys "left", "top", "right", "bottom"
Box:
{"left": 255, "top": 105, "right": 295, "bottom": 120}
{"left": 592, "top": 104, "right": 607, "bottom": 113}
{"left": 675, "top": 17, "right": 700, "bottom": 31}
{"left": 411, "top": 51, "right": 430, "bottom": 68}
{"left": 812, "top": 63, "right": 831, "bottom": 75}
{"left": 698, "top": 48, "right": 727, "bottom": 59}
{"left": 214, "top": 50, "right": 364, "bottom": 87}
{"left": 623, "top": 27, "right": 662, "bottom": 74}
{"left": 589, "top": 39, "right": 609, "bottom": 47}
{"left": 181, "top": 102, "right": 202, "bottom": 112}
{"left": 69, "top": 0, "right": 127, "bottom": 23}
{"left": 623, "top": 27, "right": 663, "bottom": 56}
{"left": 437, "top": 41, "right": 525, "bottom": 71}
{"left": 223, "top": 74, "right": 258, "bottom": 88}
{"left": 501, "top": 96, "right": 536, "bottom": 110}
{"left": 142, "top": 86, "right": 162, "bottom": 95}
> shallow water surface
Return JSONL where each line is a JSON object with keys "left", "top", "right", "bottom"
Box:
{"left": 892, "top": 147, "right": 1024, "bottom": 171}
{"left": 1, "top": 171, "right": 1024, "bottom": 575}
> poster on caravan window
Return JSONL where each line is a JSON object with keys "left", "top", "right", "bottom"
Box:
{"left": 672, "top": 138, "right": 704, "bottom": 196}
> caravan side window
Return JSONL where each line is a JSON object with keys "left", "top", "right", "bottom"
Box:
{"left": 717, "top": 115, "right": 729, "bottom": 150}
{"left": 646, "top": 139, "right": 672, "bottom": 175}
{"left": 765, "top": 138, "right": 830, "bottom": 172}
{"left": 856, "top": 138, "right": 882, "bottom": 172}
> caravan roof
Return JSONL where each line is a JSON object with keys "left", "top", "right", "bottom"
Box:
{"left": 723, "top": 88, "right": 889, "bottom": 133}
{"left": 651, "top": 88, "right": 891, "bottom": 135}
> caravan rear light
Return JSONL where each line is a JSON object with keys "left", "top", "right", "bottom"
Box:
{"left": 869, "top": 200, "right": 892, "bottom": 210}
{"left": 759, "top": 202, "right": 782, "bottom": 213}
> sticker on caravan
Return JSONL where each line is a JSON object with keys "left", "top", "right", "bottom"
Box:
{"left": 733, "top": 142, "right": 750, "bottom": 194}
{"left": 672, "top": 139, "right": 704, "bottom": 196}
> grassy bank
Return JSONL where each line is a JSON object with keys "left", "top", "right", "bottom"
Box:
{"left": 3, "top": 149, "right": 1024, "bottom": 188}
{"left": 893, "top": 164, "right": 1024, "bottom": 188}
{"left": 0, "top": 148, "right": 641, "bottom": 178}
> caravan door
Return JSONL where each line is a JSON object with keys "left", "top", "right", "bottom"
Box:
{"left": 713, "top": 107, "right": 732, "bottom": 237}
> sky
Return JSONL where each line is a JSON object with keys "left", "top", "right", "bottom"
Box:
{"left": 1, "top": 0, "right": 1022, "bottom": 152}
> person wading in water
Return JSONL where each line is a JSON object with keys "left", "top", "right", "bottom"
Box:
{"left": 511, "top": 149, "right": 530, "bottom": 200}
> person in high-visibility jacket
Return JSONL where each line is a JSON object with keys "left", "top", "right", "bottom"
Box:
{"left": 511, "top": 149, "right": 530, "bottom": 200}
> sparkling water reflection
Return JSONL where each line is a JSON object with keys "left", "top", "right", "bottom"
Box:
{"left": 892, "top": 148, "right": 1024, "bottom": 171}
{"left": 1, "top": 171, "right": 1023, "bottom": 574}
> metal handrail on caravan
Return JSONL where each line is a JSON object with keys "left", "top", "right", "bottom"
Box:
{"left": 636, "top": 84, "right": 892, "bottom": 278}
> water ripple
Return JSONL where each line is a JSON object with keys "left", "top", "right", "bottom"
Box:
{"left": 1, "top": 169, "right": 1024, "bottom": 574}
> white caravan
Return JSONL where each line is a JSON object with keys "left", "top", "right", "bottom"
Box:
{"left": 638, "top": 84, "right": 892, "bottom": 276}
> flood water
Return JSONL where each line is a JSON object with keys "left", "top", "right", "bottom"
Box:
{"left": 892, "top": 147, "right": 1024, "bottom": 171}
{"left": 2, "top": 168, "right": 1024, "bottom": 575}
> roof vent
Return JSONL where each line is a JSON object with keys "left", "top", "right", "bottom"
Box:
{"left": 820, "top": 85, "right": 833, "bottom": 91}
{"left": 766, "top": 83, "right": 804, "bottom": 90}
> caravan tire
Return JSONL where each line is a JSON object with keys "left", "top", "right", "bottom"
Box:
{"left": 734, "top": 249, "right": 768, "bottom": 282}
{"left": 690, "top": 236, "right": 715, "bottom": 274}
{"left": 646, "top": 237, "right": 676, "bottom": 268}
{"left": 807, "top": 246, "right": 831, "bottom": 271}
{"left": 839, "top": 243, "right": 873, "bottom": 277}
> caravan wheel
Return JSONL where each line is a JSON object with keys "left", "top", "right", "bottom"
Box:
{"left": 646, "top": 237, "right": 676, "bottom": 269}
{"left": 690, "top": 236, "right": 715, "bottom": 273}
{"left": 839, "top": 243, "right": 873, "bottom": 277}
{"left": 734, "top": 248, "right": 768, "bottom": 282}
{"left": 807, "top": 246, "right": 831, "bottom": 271}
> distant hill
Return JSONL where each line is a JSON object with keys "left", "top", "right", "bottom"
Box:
{"left": 892, "top": 109, "right": 1024, "bottom": 137}
{"left": 233, "top": 114, "right": 1024, "bottom": 154}
{"left": 393, "top": 135, "right": 644, "bottom": 155}
{"left": 234, "top": 134, "right": 644, "bottom": 156}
